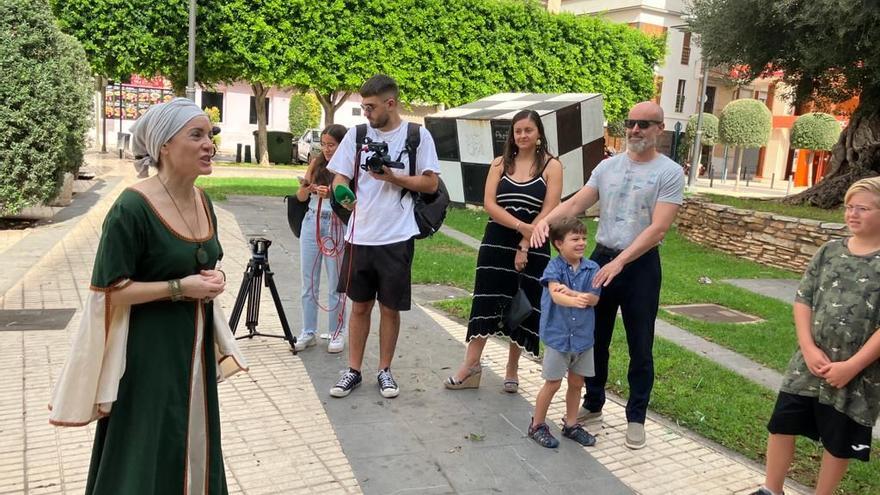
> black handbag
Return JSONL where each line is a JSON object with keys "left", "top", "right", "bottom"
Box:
{"left": 284, "top": 194, "right": 309, "bottom": 238}
{"left": 501, "top": 275, "right": 532, "bottom": 331}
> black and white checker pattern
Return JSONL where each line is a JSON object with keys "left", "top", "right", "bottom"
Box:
{"left": 425, "top": 93, "right": 605, "bottom": 204}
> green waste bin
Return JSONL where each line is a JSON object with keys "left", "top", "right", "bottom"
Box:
{"left": 253, "top": 130, "right": 294, "bottom": 164}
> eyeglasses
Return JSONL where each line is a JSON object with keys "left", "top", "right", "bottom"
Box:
{"left": 360, "top": 98, "right": 393, "bottom": 114}
{"left": 624, "top": 119, "right": 662, "bottom": 129}
{"left": 845, "top": 205, "right": 876, "bottom": 215}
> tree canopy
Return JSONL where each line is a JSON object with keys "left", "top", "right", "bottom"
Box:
{"left": 719, "top": 99, "right": 771, "bottom": 148}
{"left": 790, "top": 112, "right": 841, "bottom": 151}
{"left": 688, "top": 0, "right": 880, "bottom": 109}
{"left": 689, "top": 0, "right": 880, "bottom": 207}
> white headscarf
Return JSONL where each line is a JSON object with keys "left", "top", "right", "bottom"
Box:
{"left": 129, "top": 97, "right": 207, "bottom": 177}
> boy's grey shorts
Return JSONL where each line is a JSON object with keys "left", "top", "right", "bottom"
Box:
{"left": 542, "top": 346, "right": 595, "bottom": 381}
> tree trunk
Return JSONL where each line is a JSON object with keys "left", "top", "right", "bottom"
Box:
{"left": 252, "top": 82, "right": 270, "bottom": 166}
{"left": 313, "top": 90, "right": 351, "bottom": 125}
{"left": 783, "top": 108, "right": 880, "bottom": 208}
{"left": 733, "top": 147, "right": 744, "bottom": 191}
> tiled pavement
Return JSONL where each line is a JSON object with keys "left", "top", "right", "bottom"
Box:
{"left": 0, "top": 155, "right": 809, "bottom": 494}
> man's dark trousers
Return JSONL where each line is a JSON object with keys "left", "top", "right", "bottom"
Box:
{"left": 583, "top": 246, "right": 661, "bottom": 424}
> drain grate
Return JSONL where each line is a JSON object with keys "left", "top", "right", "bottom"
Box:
{"left": 0, "top": 309, "right": 76, "bottom": 331}
{"left": 662, "top": 304, "right": 763, "bottom": 324}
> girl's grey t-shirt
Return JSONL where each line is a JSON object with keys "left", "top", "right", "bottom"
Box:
{"left": 586, "top": 153, "right": 685, "bottom": 250}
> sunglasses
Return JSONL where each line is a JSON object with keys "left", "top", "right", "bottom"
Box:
{"left": 623, "top": 119, "right": 662, "bottom": 129}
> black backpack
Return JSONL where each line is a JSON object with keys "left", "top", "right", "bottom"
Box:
{"left": 332, "top": 123, "right": 449, "bottom": 239}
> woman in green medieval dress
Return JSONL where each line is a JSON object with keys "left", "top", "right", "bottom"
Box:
{"left": 49, "top": 98, "right": 247, "bottom": 494}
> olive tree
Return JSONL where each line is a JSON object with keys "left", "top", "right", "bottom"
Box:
{"left": 718, "top": 99, "right": 772, "bottom": 190}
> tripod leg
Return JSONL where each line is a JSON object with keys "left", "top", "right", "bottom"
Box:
{"left": 229, "top": 263, "right": 256, "bottom": 334}
{"left": 246, "top": 268, "right": 263, "bottom": 335}
{"left": 264, "top": 265, "right": 296, "bottom": 350}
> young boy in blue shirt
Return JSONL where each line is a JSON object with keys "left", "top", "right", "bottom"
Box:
{"left": 528, "top": 216, "right": 601, "bottom": 448}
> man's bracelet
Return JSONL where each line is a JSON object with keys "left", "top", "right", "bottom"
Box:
{"left": 217, "top": 269, "right": 226, "bottom": 282}
{"left": 168, "top": 279, "right": 184, "bottom": 302}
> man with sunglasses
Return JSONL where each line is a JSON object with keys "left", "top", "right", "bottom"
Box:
{"left": 326, "top": 74, "right": 440, "bottom": 399}
{"left": 531, "top": 101, "right": 684, "bottom": 450}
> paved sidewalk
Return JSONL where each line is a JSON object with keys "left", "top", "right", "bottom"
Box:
{"left": 0, "top": 153, "right": 809, "bottom": 494}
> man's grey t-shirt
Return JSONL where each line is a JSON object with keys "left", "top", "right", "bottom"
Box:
{"left": 586, "top": 153, "right": 685, "bottom": 251}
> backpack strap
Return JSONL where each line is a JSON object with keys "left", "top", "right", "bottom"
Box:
{"left": 350, "top": 124, "right": 368, "bottom": 193}
{"left": 400, "top": 123, "right": 422, "bottom": 199}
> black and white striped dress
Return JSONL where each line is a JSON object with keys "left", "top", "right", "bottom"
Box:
{"left": 466, "top": 173, "right": 551, "bottom": 357}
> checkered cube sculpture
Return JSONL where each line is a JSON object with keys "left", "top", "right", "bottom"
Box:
{"left": 425, "top": 93, "right": 605, "bottom": 204}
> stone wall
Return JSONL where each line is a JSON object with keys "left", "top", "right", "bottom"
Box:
{"left": 675, "top": 198, "right": 848, "bottom": 272}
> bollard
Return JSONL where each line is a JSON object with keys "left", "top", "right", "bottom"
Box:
{"left": 244, "top": 145, "right": 252, "bottom": 163}
{"left": 786, "top": 177, "right": 792, "bottom": 196}
{"left": 770, "top": 173, "right": 775, "bottom": 189}
{"left": 236, "top": 143, "right": 242, "bottom": 163}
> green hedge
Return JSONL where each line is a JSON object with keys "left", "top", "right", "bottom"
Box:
{"left": 288, "top": 92, "right": 321, "bottom": 137}
{"left": 790, "top": 112, "right": 841, "bottom": 151}
{"left": 0, "top": 0, "right": 92, "bottom": 214}
{"left": 719, "top": 98, "right": 772, "bottom": 148}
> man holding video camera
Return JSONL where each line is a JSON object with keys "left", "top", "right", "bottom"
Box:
{"left": 327, "top": 74, "right": 440, "bottom": 399}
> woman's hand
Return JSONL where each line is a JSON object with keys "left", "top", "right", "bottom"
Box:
{"left": 181, "top": 272, "right": 225, "bottom": 300}
{"left": 312, "top": 185, "right": 330, "bottom": 198}
{"left": 515, "top": 222, "right": 534, "bottom": 241}
{"left": 514, "top": 248, "right": 528, "bottom": 272}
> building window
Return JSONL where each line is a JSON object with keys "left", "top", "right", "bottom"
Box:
{"left": 754, "top": 90, "right": 768, "bottom": 104}
{"left": 703, "top": 86, "right": 716, "bottom": 114}
{"left": 201, "top": 91, "right": 224, "bottom": 122}
{"left": 249, "top": 97, "right": 270, "bottom": 125}
{"left": 352, "top": 107, "right": 362, "bottom": 116}
{"left": 674, "top": 79, "right": 686, "bottom": 113}
{"left": 680, "top": 32, "right": 691, "bottom": 65}
{"left": 653, "top": 76, "right": 664, "bottom": 104}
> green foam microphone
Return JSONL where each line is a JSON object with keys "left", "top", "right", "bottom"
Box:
{"left": 333, "top": 184, "right": 356, "bottom": 206}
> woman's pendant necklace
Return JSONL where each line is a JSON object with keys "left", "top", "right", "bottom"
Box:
{"left": 159, "top": 177, "right": 208, "bottom": 266}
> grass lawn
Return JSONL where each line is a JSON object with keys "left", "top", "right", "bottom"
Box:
{"left": 697, "top": 193, "right": 845, "bottom": 224}
{"left": 212, "top": 161, "right": 306, "bottom": 171}
{"left": 195, "top": 177, "right": 298, "bottom": 200}
{"left": 444, "top": 207, "right": 802, "bottom": 373}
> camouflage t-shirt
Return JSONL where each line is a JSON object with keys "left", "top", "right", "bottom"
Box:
{"left": 780, "top": 238, "right": 880, "bottom": 427}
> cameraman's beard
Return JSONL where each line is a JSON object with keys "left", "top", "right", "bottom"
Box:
{"left": 626, "top": 135, "right": 656, "bottom": 154}
{"left": 369, "top": 114, "right": 389, "bottom": 129}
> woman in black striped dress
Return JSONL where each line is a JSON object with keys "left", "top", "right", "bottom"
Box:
{"left": 445, "top": 110, "right": 562, "bottom": 392}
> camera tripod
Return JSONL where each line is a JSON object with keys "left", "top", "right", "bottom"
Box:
{"left": 228, "top": 238, "right": 297, "bottom": 352}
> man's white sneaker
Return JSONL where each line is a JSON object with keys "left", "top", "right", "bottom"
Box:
{"left": 328, "top": 334, "right": 345, "bottom": 354}
{"left": 294, "top": 332, "right": 317, "bottom": 351}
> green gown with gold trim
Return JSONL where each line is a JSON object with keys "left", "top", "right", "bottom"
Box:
{"left": 85, "top": 188, "right": 228, "bottom": 495}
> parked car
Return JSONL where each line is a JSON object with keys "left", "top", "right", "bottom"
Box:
{"left": 295, "top": 128, "right": 321, "bottom": 164}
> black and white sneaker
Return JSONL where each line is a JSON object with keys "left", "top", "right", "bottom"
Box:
{"left": 377, "top": 368, "right": 399, "bottom": 398}
{"left": 330, "top": 369, "right": 362, "bottom": 398}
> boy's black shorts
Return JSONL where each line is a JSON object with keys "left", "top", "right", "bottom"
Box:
{"left": 767, "top": 391, "right": 873, "bottom": 462}
{"left": 337, "top": 239, "right": 414, "bottom": 311}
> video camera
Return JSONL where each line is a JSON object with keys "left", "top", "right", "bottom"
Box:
{"left": 360, "top": 137, "right": 405, "bottom": 174}
{"left": 249, "top": 237, "right": 271, "bottom": 261}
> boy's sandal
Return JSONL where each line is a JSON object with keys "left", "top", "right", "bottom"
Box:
{"left": 503, "top": 379, "right": 519, "bottom": 393}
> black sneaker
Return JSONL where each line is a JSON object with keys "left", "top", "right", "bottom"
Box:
{"left": 527, "top": 420, "right": 559, "bottom": 448}
{"left": 562, "top": 422, "right": 596, "bottom": 447}
{"left": 377, "top": 368, "right": 399, "bottom": 398}
{"left": 330, "top": 369, "right": 362, "bottom": 398}
{"left": 748, "top": 489, "right": 782, "bottom": 495}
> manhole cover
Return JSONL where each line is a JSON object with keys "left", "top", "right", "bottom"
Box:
{"left": 661, "top": 304, "right": 762, "bottom": 324}
{"left": 0, "top": 309, "right": 76, "bottom": 331}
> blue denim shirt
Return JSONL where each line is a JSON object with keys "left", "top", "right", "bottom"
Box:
{"left": 539, "top": 256, "right": 601, "bottom": 353}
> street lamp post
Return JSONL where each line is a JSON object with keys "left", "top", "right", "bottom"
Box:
{"left": 688, "top": 62, "right": 710, "bottom": 189}
{"left": 185, "top": 0, "right": 197, "bottom": 101}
